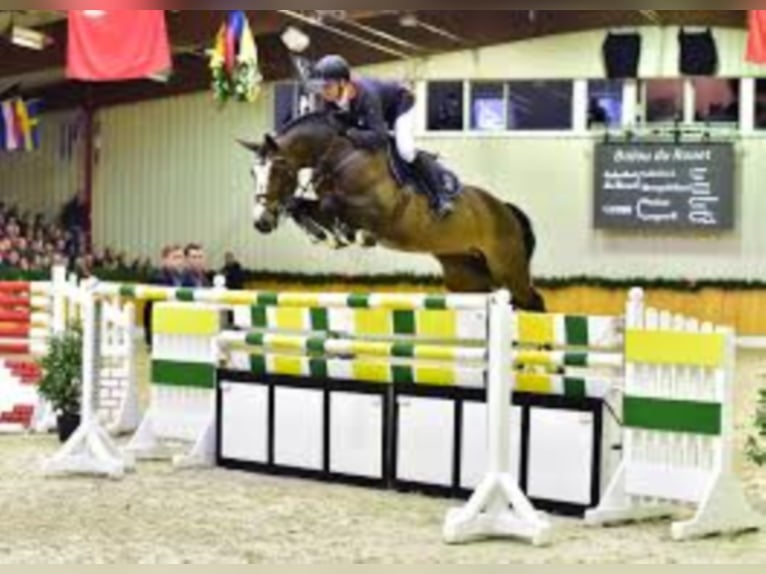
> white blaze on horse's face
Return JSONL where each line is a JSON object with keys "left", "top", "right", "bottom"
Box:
{"left": 251, "top": 157, "right": 274, "bottom": 230}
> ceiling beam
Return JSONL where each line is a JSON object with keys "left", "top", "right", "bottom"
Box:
{"left": 278, "top": 10, "right": 411, "bottom": 59}
{"left": 2, "top": 10, "right": 755, "bottom": 113}
{"left": 639, "top": 11, "right": 663, "bottom": 25}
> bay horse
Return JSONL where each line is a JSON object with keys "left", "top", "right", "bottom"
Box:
{"left": 241, "top": 112, "right": 545, "bottom": 311}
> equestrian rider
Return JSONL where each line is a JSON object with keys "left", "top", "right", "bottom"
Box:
{"left": 310, "top": 54, "right": 454, "bottom": 219}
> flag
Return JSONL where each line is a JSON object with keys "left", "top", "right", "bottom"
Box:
{"left": 236, "top": 14, "right": 262, "bottom": 103}
{"left": 14, "top": 99, "right": 31, "bottom": 151}
{"left": 1, "top": 100, "right": 18, "bottom": 151}
{"left": 747, "top": 10, "right": 766, "bottom": 64}
{"left": 0, "top": 98, "right": 42, "bottom": 152}
{"left": 67, "top": 10, "right": 172, "bottom": 81}
{"left": 25, "top": 99, "right": 42, "bottom": 150}
{"left": 209, "top": 11, "right": 262, "bottom": 104}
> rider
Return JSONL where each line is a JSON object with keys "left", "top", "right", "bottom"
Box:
{"left": 310, "top": 54, "right": 454, "bottom": 219}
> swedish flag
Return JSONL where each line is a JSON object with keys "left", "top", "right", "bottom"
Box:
{"left": 24, "top": 99, "right": 42, "bottom": 151}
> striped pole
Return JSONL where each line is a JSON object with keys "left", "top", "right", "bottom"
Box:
{"left": 96, "top": 283, "right": 489, "bottom": 311}
{"left": 218, "top": 331, "right": 488, "bottom": 363}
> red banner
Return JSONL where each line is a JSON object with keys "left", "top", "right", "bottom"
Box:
{"left": 747, "top": 10, "right": 766, "bottom": 64}
{"left": 67, "top": 10, "right": 171, "bottom": 81}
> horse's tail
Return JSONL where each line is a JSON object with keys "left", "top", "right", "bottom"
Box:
{"left": 506, "top": 203, "right": 537, "bottom": 263}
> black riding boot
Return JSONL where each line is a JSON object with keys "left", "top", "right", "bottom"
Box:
{"left": 412, "top": 154, "right": 454, "bottom": 219}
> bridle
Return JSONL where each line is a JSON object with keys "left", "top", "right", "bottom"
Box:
{"left": 255, "top": 134, "right": 364, "bottom": 217}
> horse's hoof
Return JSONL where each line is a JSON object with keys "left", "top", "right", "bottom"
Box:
{"left": 356, "top": 231, "right": 377, "bottom": 248}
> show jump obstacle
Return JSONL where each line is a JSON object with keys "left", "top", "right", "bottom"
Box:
{"left": 0, "top": 268, "right": 137, "bottom": 435}
{"left": 35, "top": 270, "right": 761, "bottom": 546}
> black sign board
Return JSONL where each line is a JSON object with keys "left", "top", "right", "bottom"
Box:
{"left": 594, "top": 143, "right": 735, "bottom": 231}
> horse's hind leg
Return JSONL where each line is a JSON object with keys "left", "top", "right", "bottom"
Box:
{"left": 483, "top": 248, "right": 545, "bottom": 312}
{"left": 528, "top": 289, "right": 546, "bottom": 313}
{"left": 437, "top": 255, "right": 494, "bottom": 293}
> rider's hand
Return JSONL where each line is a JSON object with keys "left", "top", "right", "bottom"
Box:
{"left": 347, "top": 128, "right": 374, "bottom": 149}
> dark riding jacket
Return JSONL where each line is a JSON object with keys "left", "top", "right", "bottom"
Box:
{"left": 325, "top": 77, "right": 414, "bottom": 151}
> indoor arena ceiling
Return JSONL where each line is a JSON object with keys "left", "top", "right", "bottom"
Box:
{"left": 0, "top": 10, "right": 752, "bottom": 111}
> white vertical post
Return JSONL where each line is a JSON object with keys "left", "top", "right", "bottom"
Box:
{"left": 50, "top": 265, "right": 68, "bottom": 336}
{"left": 109, "top": 302, "right": 140, "bottom": 436}
{"left": 720, "top": 328, "right": 736, "bottom": 473}
{"left": 463, "top": 81, "right": 471, "bottom": 131}
{"left": 622, "top": 80, "right": 639, "bottom": 129}
{"left": 32, "top": 265, "right": 70, "bottom": 433}
{"left": 443, "top": 291, "right": 552, "bottom": 546}
{"left": 573, "top": 79, "right": 589, "bottom": 135}
{"left": 741, "top": 78, "right": 756, "bottom": 135}
{"left": 683, "top": 79, "right": 696, "bottom": 126}
{"left": 415, "top": 80, "right": 428, "bottom": 136}
{"left": 80, "top": 280, "right": 97, "bottom": 428}
{"left": 43, "top": 280, "right": 133, "bottom": 479}
{"left": 626, "top": 287, "right": 645, "bottom": 331}
{"left": 486, "top": 290, "right": 513, "bottom": 478}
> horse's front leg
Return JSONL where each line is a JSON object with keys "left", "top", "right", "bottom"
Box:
{"left": 286, "top": 198, "right": 337, "bottom": 247}
{"left": 320, "top": 193, "right": 378, "bottom": 249}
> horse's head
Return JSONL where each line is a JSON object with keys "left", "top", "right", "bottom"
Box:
{"left": 241, "top": 112, "right": 351, "bottom": 234}
{"left": 240, "top": 134, "right": 299, "bottom": 235}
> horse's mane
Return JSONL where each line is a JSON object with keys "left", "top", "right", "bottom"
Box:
{"left": 276, "top": 110, "right": 347, "bottom": 137}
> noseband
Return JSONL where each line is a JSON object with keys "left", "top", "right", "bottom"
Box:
{"left": 258, "top": 137, "right": 363, "bottom": 217}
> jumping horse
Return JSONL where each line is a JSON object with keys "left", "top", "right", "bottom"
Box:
{"left": 241, "top": 111, "right": 545, "bottom": 311}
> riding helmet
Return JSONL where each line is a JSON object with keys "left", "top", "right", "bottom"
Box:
{"left": 313, "top": 55, "right": 351, "bottom": 83}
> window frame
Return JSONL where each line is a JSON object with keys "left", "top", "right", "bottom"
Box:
{"left": 420, "top": 79, "right": 582, "bottom": 139}
{"left": 425, "top": 80, "right": 467, "bottom": 133}
{"left": 415, "top": 78, "right": 764, "bottom": 139}
{"left": 469, "top": 81, "right": 509, "bottom": 133}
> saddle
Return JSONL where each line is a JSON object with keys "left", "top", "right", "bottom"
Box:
{"left": 387, "top": 142, "right": 463, "bottom": 201}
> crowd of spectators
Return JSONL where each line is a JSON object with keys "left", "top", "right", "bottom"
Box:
{"left": 0, "top": 196, "right": 246, "bottom": 285}
{"left": 0, "top": 196, "right": 152, "bottom": 277}
{"left": 142, "top": 243, "right": 245, "bottom": 347}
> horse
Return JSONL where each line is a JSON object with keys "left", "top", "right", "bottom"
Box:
{"left": 241, "top": 111, "right": 546, "bottom": 311}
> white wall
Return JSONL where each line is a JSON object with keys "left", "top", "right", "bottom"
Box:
{"left": 5, "top": 26, "right": 765, "bottom": 279}
{"left": 89, "top": 90, "right": 441, "bottom": 275}
{"left": 0, "top": 110, "right": 81, "bottom": 219}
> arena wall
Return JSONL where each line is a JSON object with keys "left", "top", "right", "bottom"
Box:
{"left": 1, "top": 27, "right": 764, "bottom": 284}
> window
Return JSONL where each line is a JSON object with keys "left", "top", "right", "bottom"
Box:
{"left": 693, "top": 78, "right": 739, "bottom": 124}
{"left": 588, "top": 80, "right": 624, "bottom": 129}
{"left": 427, "top": 81, "right": 464, "bottom": 131}
{"left": 757, "top": 80, "right": 766, "bottom": 129}
{"left": 644, "top": 79, "right": 684, "bottom": 123}
{"left": 470, "top": 83, "right": 505, "bottom": 132}
{"left": 275, "top": 82, "right": 299, "bottom": 131}
{"left": 507, "top": 81, "right": 573, "bottom": 131}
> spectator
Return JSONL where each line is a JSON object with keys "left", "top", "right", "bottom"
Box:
{"left": 221, "top": 252, "right": 245, "bottom": 290}
{"left": 0, "top": 198, "right": 152, "bottom": 276}
{"left": 143, "top": 245, "right": 187, "bottom": 349}
{"left": 6, "top": 251, "right": 20, "bottom": 269}
{"left": 59, "top": 190, "right": 89, "bottom": 232}
{"left": 183, "top": 243, "right": 210, "bottom": 288}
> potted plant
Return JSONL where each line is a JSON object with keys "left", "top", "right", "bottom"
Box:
{"left": 747, "top": 387, "right": 766, "bottom": 467}
{"left": 37, "top": 326, "right": 83, "bottom": 443}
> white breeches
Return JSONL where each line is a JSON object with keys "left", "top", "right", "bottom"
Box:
{"left": 394, "top": 107, "right": 417, "bottom": 163}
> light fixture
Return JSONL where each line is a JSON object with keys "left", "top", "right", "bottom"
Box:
{"left": 10, "top": 25, "right": 52, "bottom": 51}
{"left": 147, "top": 70, "right": 171, "bottom": 84}
{"left": 281, "top": 25, "right": 311, "bottom": 54}
{"left": 399, "top": 12, "right": 418, "bottom": 29}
